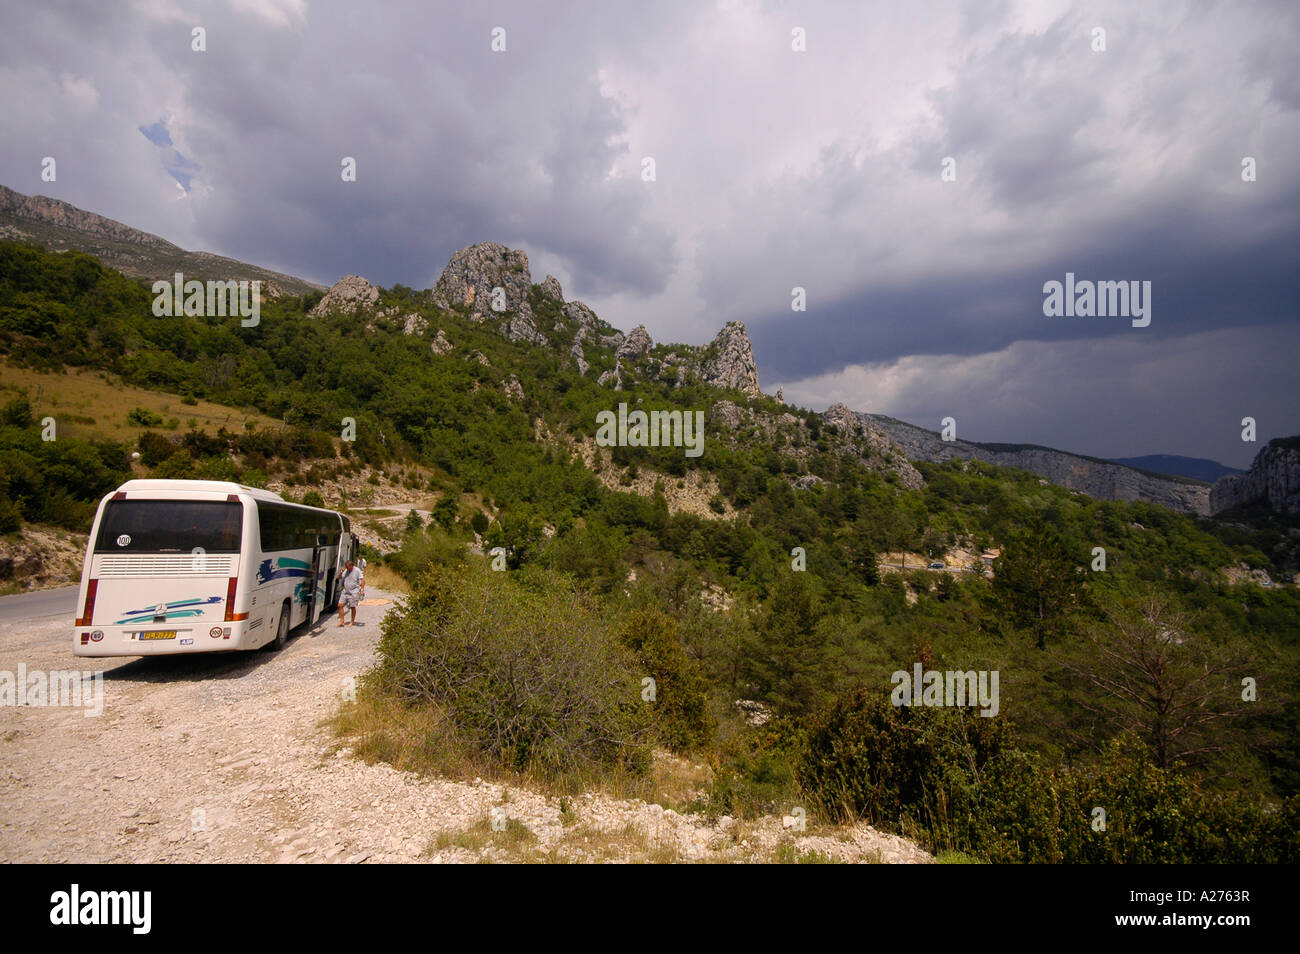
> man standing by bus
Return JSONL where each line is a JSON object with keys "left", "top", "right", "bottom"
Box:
{"left": 338, "top": 558, "right": 364, "bottom": 627}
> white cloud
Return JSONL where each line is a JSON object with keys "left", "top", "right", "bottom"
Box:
{"left": 59, "top": 74, "right": 99, "bottom": 109}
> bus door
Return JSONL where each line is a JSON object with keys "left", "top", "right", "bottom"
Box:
{"left": 309, "top": 540, "right": 326, "bottom": 623}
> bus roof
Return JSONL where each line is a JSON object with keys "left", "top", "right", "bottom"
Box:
{"left": 112, "top": 479, "right": 289, "bottom": 504}
{"left": 110, "top": 481, "right": 349, "bottom": 523}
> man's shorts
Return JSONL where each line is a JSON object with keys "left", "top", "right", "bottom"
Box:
{"left": 340, "top": 592, "right": 360, "bottom": 610}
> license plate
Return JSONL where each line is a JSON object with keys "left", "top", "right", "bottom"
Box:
{"left": 139, "top": 630, "right": 177, "bottom": 640}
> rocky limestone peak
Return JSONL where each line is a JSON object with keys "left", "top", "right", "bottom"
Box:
{"left": 1211, "top": 437, "right": 1300, "bottom": 515}
{"left": 699, "top": 320, "right": 760, "bottom": 395}
{"left": 541, "top": 274, "right": 564, "bottom": 301}
{"left": 432, "top": 242, "right": 544, "bottom": 344}
{"left": 309, "top": 275, "right": 380, "bottom": 317}
{"left": 616, "top": 324, "right": 653, "bottom": 362}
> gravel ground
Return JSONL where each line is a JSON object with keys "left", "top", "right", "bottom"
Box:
{"left": 0, "top": 590, "right": 931, "bottom": 864}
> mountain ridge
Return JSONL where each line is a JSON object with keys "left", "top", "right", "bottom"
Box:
{"left": 0, "top": 184, "right": 324, "bottom": 297}
{"left": 862, "top": 413, "right": 1212, "bottom": 515}
{"left": 0, "top": 185, "right": 1230, "bottom": 516}
{"left": 1109, "top": 454, "right": 1243, "bottom": 484}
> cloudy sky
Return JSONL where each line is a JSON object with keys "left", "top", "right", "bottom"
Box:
{"left": 1, "top": 0, "right": 1296, "bottom": 467}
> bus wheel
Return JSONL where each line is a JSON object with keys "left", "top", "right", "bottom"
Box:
{"left": 272, "top": 604, "right": 289, "bottom": 651}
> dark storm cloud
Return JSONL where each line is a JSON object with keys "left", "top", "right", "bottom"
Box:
{"left": 0, "top": 0, "right": 684, "bottom": 294}
{"left": 174, "top": 1, "right": 685, "bottom": 292}
{"left": 750, "top": 180, "right": 1300, "bottom": 380}
{"left": 0, "top": 0, "right": 1296, "bottom": 462}
{"left": 713, "top": 2, "right": 1300, "bottom": 391}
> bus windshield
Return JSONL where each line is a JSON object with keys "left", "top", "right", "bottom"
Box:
{"left": 94, "top": 500, "right": 243, "bottom": 553}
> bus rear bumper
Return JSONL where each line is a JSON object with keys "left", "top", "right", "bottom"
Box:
{"left": 72, "top": 621, "right": 253, "bottom": 656}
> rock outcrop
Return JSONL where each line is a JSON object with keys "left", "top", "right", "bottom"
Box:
{"left": 698, "top": 321, "right": 760, "bottom": 395}
{"left": 432, "top": 242, "right": 545, "bottom": 345}
{"left": 1211, "top": 437, "right": 1300, "bottom": 516}
{"left": 309, "top": 275, "right": 380, "bottom": 317}
{"left": 824, "top": 404, "right": 924, "bottom": 489}
{"left": 540, "top": 274, "right": 564, "bottom": 301}
{"left": 562, "top": 300, "right": 601, "bottom": 336}
{"left": 570, "top": 341, "right": 589, "bottom": 376}
{"left": 430, "top": 329, "right": 454, "bottom": 355}
{"left": 867, "top": 414, "right": 1212, "bottom": 515}
{"left": 616, "top": 324, "right": 653, "bottom": 362}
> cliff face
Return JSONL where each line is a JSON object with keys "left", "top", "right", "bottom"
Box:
{"left": 866, "top": 414, "right": 1212, "bottom": 515}
{"left": 698, "top": 321, "right": 761, "bottom": 396}
{"left": 1211, "top": 438, "right": 1300, "bottom": 515}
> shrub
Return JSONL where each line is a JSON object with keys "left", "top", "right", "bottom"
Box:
{"left": 137, "top": 431, "right": 177, "bottom": 468}
{"left": 1, "top": 397, "right": 31, "bottom": 428}
{"left": 151, "top": 450, "right": 197, "bottom": 479}
{"left": 615, "top": 609, "right": 715, "bottom": 753}
{"left": 796, "top": 690, "right": 1300, "bottom": 863}
{"left": 367, "top": 563, "right": 651, "bottom": 782}
{"left": 0, "top": 494, "right": 21, "bottom": 532}
{"left": 126, "top": 406, "right": 163, "bottom": 427}
{"left": 432, "top": 495, "right": 458, "bottom": 530}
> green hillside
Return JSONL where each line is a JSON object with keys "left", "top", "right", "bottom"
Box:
{"left": 2, "top": 238, "right": 1297, "bottom": 862}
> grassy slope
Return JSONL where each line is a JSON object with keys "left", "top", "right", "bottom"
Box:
{"left": 0, "top": 358, "right": 276, "bottom": 443}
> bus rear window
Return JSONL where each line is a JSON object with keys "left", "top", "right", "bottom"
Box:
{"left": 95, "top": 500, "right": 243, "bottom": 553}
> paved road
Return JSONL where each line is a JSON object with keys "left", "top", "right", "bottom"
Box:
{"left": 0, "top": 585, "right": 77, "bottom": 624}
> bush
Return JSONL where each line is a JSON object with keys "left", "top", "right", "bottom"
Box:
{"left": 137, "top": 431, "right": 177, "bottom": 468}
{"left": 1, "top": 397, "right": 31, "bottom": 428}
{"left": 796, "top": 690, "right": 1300, "bottom": 863}
{"left": 126, "top": 406, "right": 163, "bottom": 427}
{"left": 431, "top": 495, "right": 457, "bottom": 530}
{"left": 0, "top": 494, "right": 21, "bottom": 532}
{"left": 615, "top": 609, "right": 715, "bottom": 753}
{"left": 151, "top": 450, "right": 197, "bottom": 479}
{"left": 367, "top": 563, "right": 652, "bottom": 782}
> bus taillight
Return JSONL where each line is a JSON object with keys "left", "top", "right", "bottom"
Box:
{"left": 223, "top": 576, "right": 248, "bottom": 622}
{"left": 75, "top": 579, "right": 98, "bottom": 626}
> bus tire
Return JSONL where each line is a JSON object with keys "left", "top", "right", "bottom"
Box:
{"left": 272, "top": 603, "right": 290, "bottom": 651}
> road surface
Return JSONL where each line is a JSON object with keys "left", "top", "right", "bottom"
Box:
{"left": 0, "top": 585, "right": 77, "bottom": 624}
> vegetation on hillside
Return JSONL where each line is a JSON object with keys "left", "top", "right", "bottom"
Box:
{"left": 2, "top": 239, "right": 1297, "bottom": 861}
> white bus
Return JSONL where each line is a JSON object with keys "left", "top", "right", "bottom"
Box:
{"left": 73, "top": 479, "right": 355, "bottom": 657}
